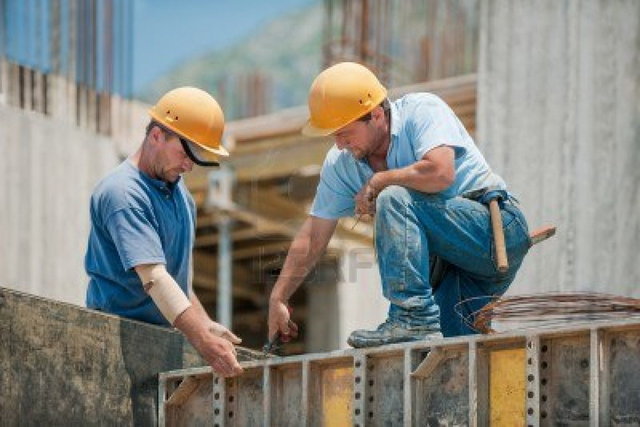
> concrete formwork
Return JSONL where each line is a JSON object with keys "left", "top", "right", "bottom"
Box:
{"left": 159, "top": 319, "right": 640, "bottom": 426}
{"left": 477, "top": 0, "right": 640, "bottom": 295}
{"left": 0, "top": 287, "right": 207, "bottom": 425}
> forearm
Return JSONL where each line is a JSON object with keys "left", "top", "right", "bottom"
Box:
{"left": 174, "top": 304, "right": 209, "bottom": 345}
{"left": 270, "top": 217, "right": 336, "bottom": 303}
{"left": 270, "top": 239, "right": 321, "bottom": 303}
{"left": 368, "top": 145, "right": 455, "bottom": 194}
{"left": 135, "top": 264, "right": 242, "bottom": 376}
{"left": 372, "top": 160, "right": 453, "bottom": 194}
{"left": 135, "top": 263, "right": 192, "bottom": 324}
{"left": 189, "top": 290, "right": 210, "bottom": 320}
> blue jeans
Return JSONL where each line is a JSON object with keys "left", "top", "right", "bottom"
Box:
{"left": 374, "top": 186, "right": 531, "bottom": 337}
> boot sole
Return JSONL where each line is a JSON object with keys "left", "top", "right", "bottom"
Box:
{"left": 347, "top": 332, "right": 443, "bottom": 348}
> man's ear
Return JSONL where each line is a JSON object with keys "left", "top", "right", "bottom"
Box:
{"left": 371, "top": 105, "right": 385, "bottom": 122}
{"left": 148, "top": 125, "right": 164, "bottom": 145}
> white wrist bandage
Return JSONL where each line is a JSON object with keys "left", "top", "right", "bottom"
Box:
{"left": 136, "top": 264, "right": 191, "bottom": 325}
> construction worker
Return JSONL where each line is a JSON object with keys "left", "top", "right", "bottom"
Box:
{"left": 85, "top": 87, "right": 243, "bottom": 377}
{"left": 268, "top": 62, "right": 531, "bottom": 348}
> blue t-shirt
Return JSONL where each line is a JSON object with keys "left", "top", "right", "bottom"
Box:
{"left": 311, "top": 93, "right": 506, "bottom": 219}
{"left": 85, "top": 160, "right": 196, "bottom": 326}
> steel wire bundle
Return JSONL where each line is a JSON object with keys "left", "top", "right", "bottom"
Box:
{"left": 455, "top": 293, "right": 640, "bottom": 334}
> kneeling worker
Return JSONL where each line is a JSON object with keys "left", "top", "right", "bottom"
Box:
{"left": 85, "top": 87, "right": 243, "bottom": 377}
{"left": 268, "top": 62, "right": 531, "bottom": 348}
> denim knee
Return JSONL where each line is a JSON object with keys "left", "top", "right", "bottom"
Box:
{"left": 376, "top": 185, "right": 444, "bottom": 220}
{"left": 376, "top": 185, "right": 413, "bottom": 212}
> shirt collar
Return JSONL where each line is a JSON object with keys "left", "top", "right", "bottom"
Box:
{"left": 125, "top": 159, "right": 181, "bottom": 193}
{"left": 389, "top": 99, "right": 401, "bottom": 138}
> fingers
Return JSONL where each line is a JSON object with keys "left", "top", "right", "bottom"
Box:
{"left": 269, "top": 301, "right": 290, "bottom": 336}
{"left": 219, "top": 348, "right": 243, "bottom": 376}
{"left": 209, "top": 321, "right": 243, "bottom": 345}
{"left": 279, "top": 317, "right": 291, "bottom": 335}
{"left": 279, "top": 320, "right": 299, "bottom": 343}
{"left": 355, "top": 190, "right": 376, "bottom": 215}
{"left": 210, "top": 346, "right": 243, "bottom": 377}
{"left": 222, "top": 329, "right": 242, "bottom": 345}
{"left": 288, "top": 320, "right": 299, "bottom": 338}
{"left": 211, "top": 357, "right": 243, "bottom": 377}
{"left": 267, "top": 312, "right": 281, "bottom": 339}
{"left": 268, "top": 301, "right": 300, "bottom": 346}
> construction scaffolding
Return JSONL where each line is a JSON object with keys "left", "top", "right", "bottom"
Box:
{"left": 0, "top": 0, "right": 143, "bottom": 143}
{"left": 323, "top": 0, "right": 478, "bottom": 86}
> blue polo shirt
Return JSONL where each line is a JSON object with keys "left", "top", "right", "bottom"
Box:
{"left": 85, "top": 160, "right": 195, "bottom": 326}
{"left": 311, "top": 93, "right": 506, "bottom": 219}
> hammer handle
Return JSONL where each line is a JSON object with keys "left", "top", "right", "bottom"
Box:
{"left": 489, "top": 199, "right": 509, "bottom": 273}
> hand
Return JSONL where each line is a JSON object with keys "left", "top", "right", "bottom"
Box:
{"left": 175, "top": 307, "right": 243, "bottom": 377}
{"left": 194, "top": 333, "right": 244, "bottom": 378}
{"left": 355, "top": 179, "right": 380, "bottom": 215}
{"left": 207, "top": 320, "right": 242, "bottom": 345}
{"left": 268, "top": 299, "right": 298, "bottom": 343}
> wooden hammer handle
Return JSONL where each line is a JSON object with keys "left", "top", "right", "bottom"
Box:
{"left": 489, "top": 199, "right": 509, "bottom": 273}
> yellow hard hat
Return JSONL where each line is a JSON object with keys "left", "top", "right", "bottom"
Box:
{"left": 149, "top": 87, "right": 228, "bottom": 166}
{"left": 302, "top": 62, "right": 387, "bottom": 137}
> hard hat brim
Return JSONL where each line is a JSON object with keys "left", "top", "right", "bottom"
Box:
{"left": 301, "top": 121, "right": 338, "bottom": 137}
{"left": 181, "top": 139, "right": 229, "bottom": 167}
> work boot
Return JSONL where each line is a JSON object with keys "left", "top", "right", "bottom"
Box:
{"left": 347, "top": 319, "right": 442, "bottom": 348}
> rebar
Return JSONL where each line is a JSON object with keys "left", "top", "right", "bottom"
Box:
{"left": 455, "top": 292, "right": 640, "bottom": 334}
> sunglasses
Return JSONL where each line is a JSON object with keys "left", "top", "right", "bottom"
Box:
{"left": 156, "top": 123, "right": 220, "bottom": 167}
{"left": 177, "top": 137, "right": 220, "bottom": 167}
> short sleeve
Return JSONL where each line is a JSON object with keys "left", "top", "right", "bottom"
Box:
{"left": 105, "top": 208, "right": 166, "bottom": 271}
{"left": 409, "top": 96, "right": 467, "bottom": 160}
{"left": 310, "top": 176, "right": 356, "bottom": 219}
{"left": 310, "top": 152, "right": 360, "bottom": 219}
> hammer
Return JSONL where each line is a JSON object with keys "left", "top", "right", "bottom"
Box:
{"left": 489, "top": 198, "right": 509, "bottom": 273}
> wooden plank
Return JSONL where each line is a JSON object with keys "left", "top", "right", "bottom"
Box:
{"left": 222, "top": 74, "right": 476, "bottom": 144}
{"left": 165, "top": 376, "right": 201, "bottom": 407}
{"left": 530, "top": 225, "right": 557, "bottom": 246}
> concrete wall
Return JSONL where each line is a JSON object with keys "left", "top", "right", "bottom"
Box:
{"left": 0, "top": 104, "right": 122, "bottom": 304}
{"left": 477, "top": 0, "right": 640, "bottom": 295}
{"left": 0, "top": 287, "right": 204, "bottom": 425}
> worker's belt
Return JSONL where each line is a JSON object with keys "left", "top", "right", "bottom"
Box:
{"left": 430, "top": 187, "right": 518, "bottom": 290}
{"left": 461, "top": 187, "right": 519, "bottom": 207}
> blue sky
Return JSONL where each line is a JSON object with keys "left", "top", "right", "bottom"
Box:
{"left": 133, "top": 0, "right": 316, "bottom": 93}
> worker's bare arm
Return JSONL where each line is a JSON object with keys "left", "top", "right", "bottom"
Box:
{"left": 189, "top": 290, "right": 242, "bottom": 344}
{"left": 134, "top": 263, "right": 243, "bottom": 377}
{"left": 268, "top": 216, "right": 338, "bottom": 340}
{"left": 365, "top": 145, "right": 455, "bottom": 201}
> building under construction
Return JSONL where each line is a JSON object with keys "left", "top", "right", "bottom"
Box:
{"left": 1, "top": 0, "right": 639, "bottom": 424}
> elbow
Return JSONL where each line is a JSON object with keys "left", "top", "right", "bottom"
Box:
{"left": 432, "top": 168, "right": 454, "bottom": 192}
{"left": 440, "top": 170, "right": 455, "bottom": 189}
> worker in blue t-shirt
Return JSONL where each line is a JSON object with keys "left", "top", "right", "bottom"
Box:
{"left": 268, "top": 62, "right": 531, "bottom": 348}
{"left": 85, "top": 87, "right": 243, "bottom": 377}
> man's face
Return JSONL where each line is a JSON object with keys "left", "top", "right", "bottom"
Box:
{"left": 332, "top": 120, "right": 374, "bottom": 159}
{"left": 152, "top": 128, "right": 195, "bottom": 182}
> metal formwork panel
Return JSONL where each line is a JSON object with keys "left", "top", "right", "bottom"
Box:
{"left": 159, "top": 320, "right": 640, "bottom": 426}
{"left": 414, "top": 347, "right": 470, "bottom": 425}
{"left": 541, "top": 335, "right": 590, "bottom": 424}
{"left": 608, "top": 331, "right": 640, "bottom": 424}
